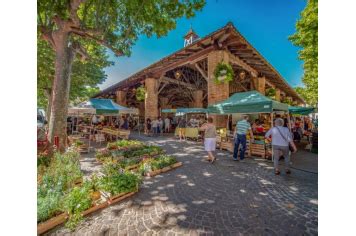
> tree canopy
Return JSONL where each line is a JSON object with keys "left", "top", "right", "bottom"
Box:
{"left": 38, "top": 0, "right": 205, "bottom": 151}
{"left": 37, "top": 38, "right": 112, "bottom": 109}
{"left": 289, "top": 0, "right": 318, "bottom": 106}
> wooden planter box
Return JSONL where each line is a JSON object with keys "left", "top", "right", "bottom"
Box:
{"left": 126, "top": 163, "right": 140, "bottom": 171}
{"left": 37, "top": 213, "right": 68, "bottom": 235}
{"left": 250, "top": 143, "right": 266, "bottom": 158}
{"left": 82, "top": 201, "right": 108, "bottom": 217}
{"left": 146, "top": 162, "right": 182, "bottom": 177}
{"left": 103, "top": 190, "right": 138, "bottom": 205}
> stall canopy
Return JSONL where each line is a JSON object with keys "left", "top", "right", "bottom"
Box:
{"left": 288, "top": 106, "right": 315, "bottom": 115}
{"left": 68, "top": 107, "right": 96, "bottom": 116}
{"left": 207, "top": 90, "right": 288, "bottom": 114}
{"left": 161, "top": 108, "right": 207, "bottom": 114}
{"left": 69, "top": 99, "right": 138, "bottom": 115}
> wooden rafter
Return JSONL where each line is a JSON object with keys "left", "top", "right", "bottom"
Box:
{"left": 228, "top": 52, "right": 258, "bottom": 77}
{"left": 194, "top": 63, "right": 208, "bottom": 81}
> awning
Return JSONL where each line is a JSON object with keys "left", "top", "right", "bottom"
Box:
{"left": 68, "top": 107, "right": 96, "bottom": 116}
{"left": 207, "top": 90, "right": 288, "bottom": 114}
{"left": 162, "top": 108, "right": 207, "bottom": 114}
{"left": 288, "top": 106, "right": 315, "bottom": 115}
{"left": 68, "top": 99, "right": 137, "bottom": 115}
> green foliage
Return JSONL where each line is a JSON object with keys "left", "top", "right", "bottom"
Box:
{"left": 95, "top": 148, "right": 112, "bottom": 160}
{"left": 136, "top": 86, "right": 146, "bottom": 101}
{"left": 99, "top": 172, "right": 140, "bottom": 196}
{"left": 102, "top": 161, "right": 123, "bottom": 177}
{"left": 63, "top": 186, "right": 92, "bottom": 230}
{"left": 37, "top": 190, "right": 63, "bottom": 223}
{"left": 289, "top": 0, "right": 318, "bottom": 106}
{"left": 281, "top": 97, "right": 293, "bottom": 106}
{"left": 118, "top": 158, "right": 141, "bottom": 169}
{"left": 37, "top": 37, "right": 113, "bottom": 109}
{"left": 214, "top": 62, "right": 234, "bottom": 84}
{"left": 107, "top": 139, "right": 144, "bottom": 150}
{"left": 266, "top": 88, "right": 276, "bottom": 99}
{"left": 151, "top": 155, "right": 177, "bottom": 170}
{"left": 122, "top": 145, "right": 163, "bottom": 158}
{"left": 139, "top": 155, "right": 177, "bottom": 175}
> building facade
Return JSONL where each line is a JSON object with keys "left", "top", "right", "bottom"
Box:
{"left": 94, "top": 22, "right": 304, "bottom": 127}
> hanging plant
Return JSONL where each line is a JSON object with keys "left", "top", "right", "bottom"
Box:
{"left": 282, "top": 97, "right": 293, "bottom": 105}
{"left": 214, "top": 62, "right": 234, "bottom": 84}
{"left": 266, "top": 88, "right": 276, "bottom": 99}
{"left": 136, "top": 86, "right": 146, "bottom": 101}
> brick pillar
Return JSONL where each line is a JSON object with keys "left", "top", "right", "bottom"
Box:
{"left": 160, "top": 97, "right": 169, "bottom": 109}
{"left": 192, "top": 90, "right": 203, "bottom": 108}
{"left": 257, "top": 76, "right": 266, "bottom": 95}
{"left": 138, "top": 102, "right": 145, "bottom": 117}
{"left": 116, "top": 90, "right": 127, "bottom": 106}
{"left": 145, "top": 78, "right": 158, "bottom": 120}
{"left": 208, "top": 50, "right": 230, "bottom": 128}
{"left": 275, "top": 88, "right": 281, "bottom": 102}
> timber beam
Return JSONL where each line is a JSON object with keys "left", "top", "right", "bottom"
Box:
{"left": 228, "top": 52, "right": 258, "bottom": 77}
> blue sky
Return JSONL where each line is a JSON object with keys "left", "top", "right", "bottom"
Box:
{"left": 100, "top": 0, "right": 306, "bottom": 90}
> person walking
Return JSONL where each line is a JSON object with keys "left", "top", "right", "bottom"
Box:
{"left": 151, "top": 118, "right": 158, "bottom": 136}
{"left": 164, "top": 116, "right": 171, "bottom": 133}
{"left": 146, "top": 118, "right": 151, "bottom": 136}
{"left": 177, "top": 118, "right": 186, "bottom": 141}
{"left": 157, "top": 117, "right": 163, "bottom": 136}
{"left": 233, "top": 115, "right": 254, "bottom": 161}
{"left": 265, "top": 118, "right": 297, "bottom": 175}
{"left": 200, "top": 117, "right": 217, "bottom": 164}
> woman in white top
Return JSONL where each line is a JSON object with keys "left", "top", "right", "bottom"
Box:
{"left": 199, "top": 117, "right": 217, "bottom": 164}
{"left": 265, "top": 118, "right": 297, "bottom": 175}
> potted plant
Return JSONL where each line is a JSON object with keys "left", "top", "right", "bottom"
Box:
{"left": 136, "top": 86, "right": 146, "bottom": 101}
{"left": 62, "top": 186, "right": 92, "bottom": 230}
{"left": 88, "top": 174, "right": 101, "bottom": 201}
{"left": 214, "top": 62, "right": 234, "bottom": 84}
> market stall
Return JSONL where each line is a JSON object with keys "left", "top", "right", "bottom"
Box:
{"left": 288, "top": 105, "right": 317, "bottom": 152}
{"left": 162, "top": 108, "right": 207, "bottom": 140}
{"left": 208, "top": 90, "right": 289, "bottom": 159}
{"left": 67, "top": 99, "right": 138, "bottom": 152}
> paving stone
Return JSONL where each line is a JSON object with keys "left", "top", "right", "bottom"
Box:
{"left": 46, "top": 135, "right": 318, "bottom": 236}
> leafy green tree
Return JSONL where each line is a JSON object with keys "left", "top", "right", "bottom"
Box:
{"left": 289, "top": 0, "right": 318, "bottom": 106}
{"left": 37, "top": 38, "right": 112, "bottom": 120}
{"left": 38, "top": 0, "right": 205, "bottom": 151}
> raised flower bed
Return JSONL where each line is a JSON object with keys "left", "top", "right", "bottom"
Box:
{"left": 139, "top": 155, "right": 183, "bottom": 177}
{"left": 37, "top": 149, "right": 141, "bottom": 235}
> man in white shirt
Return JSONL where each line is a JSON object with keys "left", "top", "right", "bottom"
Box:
{"left": 151, "top": 118, "right": 158, "bottom": 136}
{"left": 164, "top": 117, "right": 171, "bottom": 133}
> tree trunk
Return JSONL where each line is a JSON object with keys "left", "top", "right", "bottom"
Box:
{"left": 48, "top": 33, "right": 75, "bottom": 152}
{"left": 44, "top": 88, "right": 52, "bottom": 122}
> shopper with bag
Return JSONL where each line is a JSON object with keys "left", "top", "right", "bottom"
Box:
{"left": 265, "top": 118, "right": 297, "bottom": 175}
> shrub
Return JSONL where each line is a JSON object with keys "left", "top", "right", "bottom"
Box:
{"left": 99, "top": 172, "right": 140, "bottom": 196}
{"left": 63, "top": 186, "right": 92, "bottom": 230}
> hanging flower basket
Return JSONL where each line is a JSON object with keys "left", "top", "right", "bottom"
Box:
{"left": 136, "top": 86, "right": 145, "bottom": 101}
{"left": 266, "top": 88, "right": 276, "bottom": 99}
{"left": 214, "top": 62, "right": 234, "bottom": 84}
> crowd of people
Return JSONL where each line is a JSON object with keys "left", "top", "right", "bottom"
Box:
{"left": 145, "top": 115, "right": 207, "bottom": 138}
{"left": 198, "top": 114, "right": 311, "bottom": 176}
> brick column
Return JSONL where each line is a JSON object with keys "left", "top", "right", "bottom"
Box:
{"left": 115, "top": 90, "right": 127, "bottom": 106}
{"left": 160, "top": 97, "right": 169, "bottom": 109}
{"left": 192, "top": 90, "right": 203, "bottom": 108}
{"left": 145, "top": 78, "right": 158, "bottom": 120}
{"left": 257, "top": 76, "right": 266, "bottom": 95}
{"left": 207, "top": 50, "right": 230, "bottom": 127}
{"left": 275, "top": 88, "right": 281, "bottom": 102}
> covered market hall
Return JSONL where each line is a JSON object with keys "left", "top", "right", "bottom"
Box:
{"left": 94, "top": 22, "right": 305, "bottom": 128}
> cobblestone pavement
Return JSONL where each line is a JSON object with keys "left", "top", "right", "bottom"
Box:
{"left": 46, "top": 134, "right": 318, "bottom": 236}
